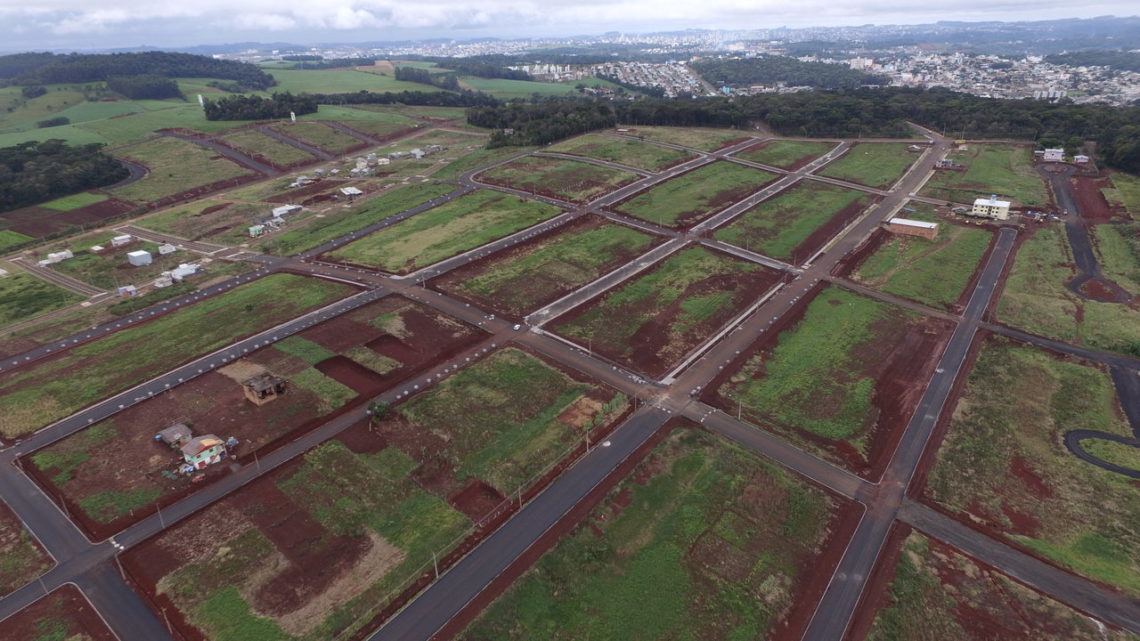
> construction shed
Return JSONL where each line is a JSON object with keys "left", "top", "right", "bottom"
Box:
{"left": 243, "top": 373, "right": 287, "bottom": 406}
{"left": 156, "top": 423, "right": 193, "bottom": 447}
{"left": 886, "top": 218, "right": 939, "bottom": 240}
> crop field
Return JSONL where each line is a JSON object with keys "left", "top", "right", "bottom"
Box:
{"left": 818, "top": 143, "right": 917, "bottom": 188}
{"left": 545, "top": 133, "right": 695, "bottom": 171}
{"left": 112, "top": 136, "right": 254, "bottom": 204}
{"left": 713, "top": 181, "right": 876, "bottom": 262}
{"left": 852, "top": 224, "right": 993, "bottom": 311}
{"left": 0, "top": 271, "right": 82, "bottom": 328}
{"left": 614, "top": 161, "right": 778, "bottom": 228}
{"left": 860, "top": 532, "right": 1135, "bottom": 641}
{"left": 0, "top": 274, "right": 354, "bottom": 439}
{"left": 137, "top": 199, "right": 268, "bottom": 246}
{"left": 552, "top": 247, "right": 781, "bottom": 377}
{"left": 39, "top": 192, "right": 109, "bottom": 211}
{"left": 266, "top": 122, "right": 364, "bottom": 155}
{"left": 710, "top": 286, "right": 951, "bottom": 476}
{"left": 27, "top": 296, "right": 483, "bottom": 536}
{"left": 621, "top": 126, "right": 750, "bottom": 152}
{"left": 433, "top": 216, "right": 659, "bottom": 317}
{"left": 327, "top": 189, "right": 562, "bottom": 273}
{"left": 462, "top": 427, "right": 844, "bottom": 641}
{"left": 924, "top": 337, "right": 1139, "bottom": 597}
{"left": 0, "top": 229, "right": 34, "bottom": 252}
{"left": 0, "top": 501, "right": 51, "bottom": 596}
{"left": 126, "top": 347, "right": 625, "bottom": 641}
{"left": 477, "top": 156, "right": 640, "bottom": 204}
{"left": 0, "top": 586, "right": 115, "bottom": 641}
{"left": 734, "top": 139, "right": 836, "bottom": 169}
{"left": 997, "top": 226, "right": 1140, "bottom": 356}
{"left": 218, "top": 129, "right": 318, "bottom": 167}
{"left": 920, "top": 144, "right": 1050, "bottom": 207}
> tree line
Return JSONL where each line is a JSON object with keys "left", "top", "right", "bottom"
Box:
{"left": 430, "top": 59, "right": 532, "bottom": 81}
{"left": 691, "top": 56, "right": 889, "bottom": 89}
{"left": 394, "top": 66, "right": 461, "bottom": 91}
{"left": 203, "top": 93, "right": 318, "bottom": 121}
{"left": 3, "top": 52, "right": 276, "bottom": 91}
{"left": 467, "top": 99, "right": 618, "bottom": 147}
{"left": 291, "top": 58, "right": 376, "bottom": 70}
{"left": 105, "top": 74, "right": 183, "bottom": 100}
{"left": 0, "top": 140, "right": 128, "bottom": 213}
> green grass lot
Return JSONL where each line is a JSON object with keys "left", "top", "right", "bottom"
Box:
{"left": 259, "top": 182, "right": 454, "bottom": 256}
{"left": 0, "top": 274, "right": 353, "bottom": 439}
{"left": 925, "top": 338, "right": 1140, "bottom": 597}
{"left": 346, "top": 104, "right": 469, "bottom": 121}
{"left": 51, "top": 240, "right": 193, "bottom": 290}
{"left": 1093, "top": 223, "right": 1140, "bottom": 294}
{"left": 462, "top": 427, "right": 836, "bottom": 641}
{"left": 734, "top": 139, "right": 835, "bottom": 169}
{"left": 0, "top": 504, "right": 52, "bottom": 596}
{"left": 819, "top": 143, "right": 917, "bottom": 188}
{"left": 714, "top": 182, "right": 875, "bottom": 261}
{"left": 137, "top": 199, "right": 268, "bottom": 246}
{"left": 441, "top": 219, "right": 656, "bottom": 317}
{"left": 479, "top": 155, "right": 639, "bottom": 204}
{"left": 920, "top": 144, "right": 1049, "bottom": 207}
{"left": 261, "top": 68, "right": 436, "bottom": 94}
{"left": 1106, "top": 172, "right": 1140, "bottom": 215}
{"left": 218, "top": 129, "right": 317, "bottom": 166}
{"left": 111, "top": 136, "right": 253, "bottom": 204}
{"left": 266, "top": 122, "right": 362, "bottom": 155}
{"left": 0, "top": 230, "right": 34, "bottom": 252}
{"left": 853, "top": 224, "right": 992, "bottom": 310}
{"left": 338, "top": 114, "right": 421, "bottom": 139}
{"left": 553, "top": 247, "right": 767, "bottom": 376}
{"left": 0, "top": 272, "right": 82, "bottom": 328}
{"left": 39, "top": 192, "right": 109, "bottom": 212}
{"left": 615, "top": 161, "right": 777, "bottom": 228}
{"left": 547, "top": 133, "right": 695, "bottom": 172}
{"left": 458, "top": 77, "right": 578, "bottom": 99}
{"left": 431, "top": 146, "right": 533, "bottom": 183}
{"left": 327, "top": 190, "right": 561, "bottom": 273}
{"left": 997, "top": 226, "right": 1140, "bottom": 356}
{"left": 622, "top": 126, "right": 749, "bottom": 152}
{"left": 717, "top": 287, "right": 923, "bottom": 458}
{"left": 866, "top": 532, "right": 1136, "bottom": 641}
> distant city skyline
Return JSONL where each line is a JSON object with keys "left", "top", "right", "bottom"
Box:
{"left": 0, "top": 1, "right": 1136, "bottom": 52}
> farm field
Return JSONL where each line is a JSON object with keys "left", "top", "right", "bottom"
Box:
{"left": 0, "top": 274, "right": 354, "bottom": 440}
{"left": 614, "top": 161, "right": 778, "bottom": 228}
{"left": 0, "top": 586, "right": 115, "bottom": 641}
{"left": 997, "top": 226, "right": 1140, "bottom": 355}
{"left": 621, "top": 126, "right": 750, "bottom": 152}
{"left": 477, "top": 156, "right": 640, "bottom": 204}
{"left": 136, "top": 199, "right": 269, "bottom": 246}
{"left": 326, "top": 189, "right": 562, "bottom": 273}
{"left": 818, "top": 142, "right": 917, "bottom": 188}
{"left": 924, "top": 337, "right": 1140, "bottom": 597}
{"left": 462, "top": 427, "right": 847, "bottom": 641}
{"left": 734, "top": 139, "right": 836, "bottom": 170}
{"left": 0, "top": 230, "right": 35, "bottom": 252}
{"left": 860, "top": 532, "right": 1136, "bottom": 641}
{"left": 26, "top": 296, "right": 484, "bottom": 537}
{"left": 126, "top": 347, "right": 626, "bottom": 641}
{"left": 39, "top": 192, "right": 109, "bottom": 211}
{"left": 0, "top": 501, "right": 51, "bottom": 597}
{"left": 111, "top": 136, "right": 255, "bottom": 205}
{"left": 709, "top": 286, "right": 951, "bottom": 477}
{"left": 266, "top": 121, "right": 364, "bottom": 155}
{"left": 218, "top": 129, "right": 318, "bottom": 168}
{"left": 433, "top": 216, "right": 659, "bottom": 317}
{"left": 0, "top": 271, "right": 82, "bottom": 328}
{"left": 551, "top": 246, "right": 781, "bottom": 377}
{"left": 920, "top": 144, "right": 1050, "bottom": 207}
{"left": 713, "top": 181, "right": 876, "bottom": 263}
{"left": 852, "top": 223, "right": 993, "bottom": 311}
{"left": 545, "top": 133, "right": 695, "bottom": 171}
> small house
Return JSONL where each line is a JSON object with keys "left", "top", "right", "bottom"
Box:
{"left": 410, "top": 148, "right": 426, "bottom": 159}
{"left": 340, "top": 186, "right": 363, "bottom": 197}
{"left": 1074, "top": 154, "right": 1090, "bottom": 164}
{"left": 376, "top": 157, "right": 390, "bottom": 166}
{"left": 111, "top": 234, "right": 133, "bottom": 247}
{"left": 272, "top": 204, "right": 302, "bottom": 218}
{"left": 117, "top": 285, "right": 138, "bottom": 297}
{"left": 44, "top": 250, "right": 73, "bottom": 264}
{"left": 168, "top": 263, "right": 200, "bottom": 281}
{"left": 154, "top": 275, "right": 173, "bottom": 288}
{"left": 180, "top": 434, "right": 227, "bottom": 469}
{"left": 127, "top": 250, "right": 153, "bottom": 266}
{"left": 886, "top": 218, "right": 939, "bottom": 240}
{"left": 157, "top": 243, "right": 177, "bottom": 255}
{"left": 90, "top": 245, "right": 106, "bottom": 253}
{"left": 156, "top": 423, "right": 192, "bottom": 448}
{"left": 1043, "top": 148, "right": 1064, "bottom": 162}
{"left": 243, "top": 373, "right": 287, "bottom": 406}
{"left": 249, "top": 224, "right": 265, "bottom": 238}
{"left": 971, "top": 196, "right": 1011, "bottom": 221}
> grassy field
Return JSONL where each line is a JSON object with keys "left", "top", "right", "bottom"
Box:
{"left": 997, "top": 226, "right": 1140, "bottom": 356}
{"left": 111, "top": 136, "right": 254, "bottom": 204}
{"left": 925, "top": 338, "right": 1139, "bottom": 597}
{"left": 344, "top": 104, "right": 469, "bottom": 121}
{"left": 853, "top": 224, "right": 993, "bottom": 310}
{"left": 0, "top": 272, "right": 83, "bottom": 328}
{"left": 735, "top": 140, "right": 835, "bottom": 169}
{"left": 327, "top": 190, "right": 561, "bottom": 273}
{"left": 431, "top": 146, "right": 533, "bottom": 183}
{"left": 51, "top": 239, "right": 192, "bottom": 290}
{"left": 458, "top": 76, "right": 579, "bottom": 99}
{"left": 137, "top": 199, "right": 268, "bottom": 246}
{"left": 819, "top": 143, "right": 917, "bottom": 188}
{"left": 1107, "top": 172, "right": 1140, "bottom": 215}
{"left": 622, "top": 126, "right": 749, "bottom": 152}
{"left": 0, "top": 502, "right": 51, "bottom": 596}
{"left": 713, "top": 182, "right": 875, "bottom": 261}
{"left": 920, "top": 144, "right": 1049, "bottom": 207}
{"left": 1093, "top": 222, "right": 1140, "bottom": 294}
{"left": 339, "top": 115, "right": 420, "bottom": 139}
{"left": 478, "top": 156, "right": 639, "bottom": 204}
{"left": 546, "top": 133, "right": 694, "bottom": 171}
{"left": 462, "top": 427, "right": 837, "bottom": 641}
{"left": 263, "top": 68, "right": 435, "bottom": 94}
{"left": 615, "top": 161, "right": 777, "bottom": 228}
{"left": 218, "top": 129, "right": 317, "bottom": 167}
{"left": 0, "top": 274, "right": 353, "bottom": 439}
{"left": 0, "top": 230, "right": 35, "bottom": 252}
{"left": 39, "top": 192, "right": 109, "bottom": 211}
{"left": 267, "top": 122, "right": 363, "bottom": 155}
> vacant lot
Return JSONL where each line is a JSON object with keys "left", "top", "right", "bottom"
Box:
{"left": 621, "top": 126, "right": 749, "bottom": 152}
{"left": 0, "top": 274, "right": 353, "bottom": 439}
{"left": 818, "top": 143, "right": 917, "bottom": 188}
{"left": 0, "top": 271, "right": 82, "bottom": 328}
{"left": 137, "top": 199, "right": 268, "bottom": 246}
{"left": 435, "top": 216, "right": 657, "bottom": 318}
{"left": 925, "top": 338, "right": 1139, "bottom": 596}
{"left": 711, "top": 286, "right": 950, "bottom": 476}
{"left": 327, "top": 190, "right": 561, "bottom": 273}
{"left": 546, "top": 134, "right": 694, "bottom": 172}
{"left": 40, "top": 192, "right": 109, "bottom": 211}
{"left": 0, "top": 229, "right": 34, "bottom": 252}
{"left": 852, "top": 224, "right": 993, "bottom": 311}
{"left": 112, "top": 136, "right": 254, "bottom": 204}
{"left": 1093, "top": 222, "right": 1140, "bottom": 295}
{"left": 218, "top": 129, "right": 317, "bottom": 167}
{"left": 714, "top": 182, "right": 876, "bottom": 262}
{"left": 0, "top": 585, "right": 115, "bottom": 641}
{"left": 735, "top": 140, "right": 835, "bottom": 169}
{"left": 552, "top": 247, "right": 780, "bottom": 377}
{"left": 862, "top": 532, "right": 1135, "bottom": 641}
{"left": 267, "top": 121, "right": 364, "bottom": 155}
{"left": 921, "top": 144, "right": 1050, "bottom": 207}
{"left": 477, "top": 156, "right": 640, "bottom": 204}
{"left": 463, "top": 427, "right": 843, "bottom": 641}
{"left": 50, "top": 238, "right": 193, "bottom": 290}
{"left": 1105, "top": 171, "right": 1140, "bottom": 216}
{"left": 614, "top": 161, "right": 778, "bottom": 228}
{"left": 431, "top": 146, "right": 534, "bottom": 183}
{"left": 0, "top": 501, "right": 51, "bottom": 596}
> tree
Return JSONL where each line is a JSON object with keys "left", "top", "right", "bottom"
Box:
{"left": 367, "top": 401, "right": 390, "bottom": 423}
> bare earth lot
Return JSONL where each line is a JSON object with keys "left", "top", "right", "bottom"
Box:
{"left": 0, "top": 585, "right": 116, "bottom": 641}
{"left": 0, "top": 501, "right": 51, "bottom": 597}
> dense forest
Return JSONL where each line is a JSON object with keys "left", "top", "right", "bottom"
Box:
{"left": 468, "top": 100, "right": 618, "bottom": 147}
{"left": 203, "top": 92, "right": 318, "bottom": 120}
{"left": 430, "top": 59, "right": 532, "bottom": 81}
{"left": 393, "top": 66, "right": 461, "bottom": 91}
{"left": 691, "top": 56, "right": 889, "bottom": 89}
{"left": 105, "top": 74, "right": 183, "bottom": 99}
{"left": 291, "top": 58, "right": 375, "bottom": 70}
{"left": 312, "top": 89, "right": 499, "bottom": 108}
{"left": 0, "top": 140, "right": 128, "bottom": 213}
{"left": 2, "top": 52, "right": 276, "bottom": 91}
{"left": 1045, "top": 50, "right": 1140, "bottom": 73}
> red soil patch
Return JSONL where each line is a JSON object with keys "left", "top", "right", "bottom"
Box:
{"left": 1010, "top": 455, "right": 1054, "bottom": 499}
{"left": 789, "top": 193, "right": 880, "bottom": 265}
{"left": 0, "top": 585, "right": 117, "bottom": 641}
{"left": 337, "top": 417, "right": 388, "bottom": 454}
{"left": 315, "top": 355, "right": 387, "bottom": 395}
{"left": 2, "top": 197, "right": 138, "bottom": 238}
{"left": 299, "top": 317, "right": 377, "bottom": 352}
{"left": 198, "top": 203, "right": 228, "bottom": 216}
{"left": 448, "top": 478, "right": 507, "bottom": 522}
{"left": 1071, "top": 176, "right": 1121, "bottom": 222}
{"left": 736, "top": 140, "right": 825, "bottom": 171}
{"left": 1077, "top": 277, "right": 1124, "bottom": 301}
{"left": 266, "top": 179, "right": 345, "bottom": 203}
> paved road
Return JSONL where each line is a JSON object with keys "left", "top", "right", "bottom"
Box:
{"left": 115, "top": 224, "right": 230, "bottom": 256}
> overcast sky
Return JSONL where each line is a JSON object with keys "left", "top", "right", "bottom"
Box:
{"left": 0, "top": 0, "right": 1135, "bottom": 52}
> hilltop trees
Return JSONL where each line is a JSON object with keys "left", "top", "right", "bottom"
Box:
{"left": 0, "top": 140, "right": 128, "bottom": 212}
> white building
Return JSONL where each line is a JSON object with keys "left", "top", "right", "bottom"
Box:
{"left": 340, "top": 186, "right": 363, "bottom": 197}
{"left": 249, "top": 224, "right": 266, "bottom": 238}
{"left": 127, "top": 250, "right": 153, "bottom": 266}
{"left": 168, "top": 263, "right": 200, "bottom": 281}
{"left": 971, "top": 196, "right": 1012, "bottom": 220}
{"left": 117, "top": 285, "right": 138, "bottom": 297}
{"left": 111, "top": 234, "right": 133, "bottom": 247}
{"left": 154, "top": 275, "right": 174, "bottom": 288}
{"left": 1043, "top": 148, "right": 1064, "bottom": 162}
{"left": 272, "top": 204, "right": 302, "bottom": 218}
{"left": 1074, "top": 154, "right": 1090, "bottom": 164}
{"left": 44, "top": 250, "right": 73, "bottom": 264}
{"left": 157, "top": 243, "right": 177, "bottom": 255}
